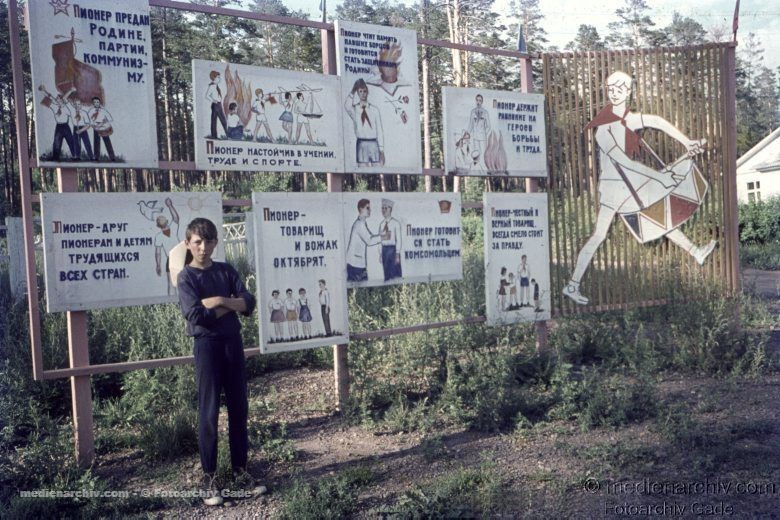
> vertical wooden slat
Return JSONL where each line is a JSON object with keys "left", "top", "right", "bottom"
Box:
{"left": 709, "top": 47, "right": 725, "bottom": 286}
{"left": 579, "top": 51, "right": 600, "bottom": 308}
{"left": 544, "top": 57, "right": 564, "bottom": 315}
{"left": 563, "top": 55, "right": 583, "bottom": 311}
{"left": 723, "top": 45, "right": 740, "bottom": 293}
{"left": 549, "top": 57, "right": 571, "bottom": 314}
{"left": 584, "top": 51, "right": 603, "bottom": 308}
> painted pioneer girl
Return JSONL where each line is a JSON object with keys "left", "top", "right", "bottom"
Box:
{"left": 252, "top": 88, "right": 274, "bottom": 142}
{"left": 297, "top": 288, "right": 313, "bottom": 339}
{"left": 284, "top": 288, "right": 299, "bottom": 339}
{"left": 563, "top": 71, "right": 717, "bottom": 305}
{"left": 268, "top": 290, "right": 285, "bottom": 341}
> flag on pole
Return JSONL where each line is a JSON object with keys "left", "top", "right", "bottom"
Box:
{"left": 517, "top": 23, "right": 527, "bottom": 53}
{"left": 732, "top": 0, "right": 740, "bottom": 41}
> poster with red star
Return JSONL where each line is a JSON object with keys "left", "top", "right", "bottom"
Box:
{"left": 27, "top": 0, "right": 158, "bottom": 168}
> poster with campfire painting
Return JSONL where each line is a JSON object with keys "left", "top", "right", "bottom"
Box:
{"left": 335, "top": 20, "right": 422, "bottom": 175}
{"left": 193, "top": 60, "right": 344, "bottom": 173}
{"left": 28, "top": 0, "right": 158, "bottom": 168}
{"left": 443, "top": 87, "right": 546, "bottom": 177}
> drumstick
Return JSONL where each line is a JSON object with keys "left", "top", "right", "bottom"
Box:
{"left": 640, "top": 138, "right": 706, "bottom": 171}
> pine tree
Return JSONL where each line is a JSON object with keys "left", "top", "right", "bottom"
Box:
{"left": 565, "top": 24, "right": 605, "bottom": 51}
{"left": 605, "top": 0, "right": 658, "bottom": 48}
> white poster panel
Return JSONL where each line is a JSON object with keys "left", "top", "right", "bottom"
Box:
{"left": 252, "top": 193, "right": 349, "bottom": 354}
{"left": 443, "top": 87, "right": 546, "bottom": 177}
{"left": 41, "top": 192, "right": 223, "bottom": 312}
{"left": 343, "top": 193, "right": 462, "bottom": 288}
{"left": 336, "top": 20, "right": 422, "bottom": 175}
{"left": 483, "top": 193, "right": 551, "bottom": 325}
{"left": 193, "top": 60, "right": 344, "bottom": 173}
{"left": 28, "top": 0, "right": 158, "bottom": 168}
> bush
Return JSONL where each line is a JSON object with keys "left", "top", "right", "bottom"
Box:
{"left": 741, "top": 242, "right": 780, "bottom": 270}
{"left": 279, "top": 466, "right": 374, "bottom": 520}
{"left": 738, "top": 196, "right": 780, "bottom": 245}
{"left": 386, "top": 465, "right": 504, "bottom": 518}
{"left": 549, "top": 366, "right": 659, "bottom": 430}
{"left": 138, "top": 409, "right": 198, "bottom": 461}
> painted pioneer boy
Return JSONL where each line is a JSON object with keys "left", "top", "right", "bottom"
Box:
{"left": 176, "top": 218, "right": 265, "bottom": 506}
{"left": 563, "top": 71, "right": 716, "bottom": 305}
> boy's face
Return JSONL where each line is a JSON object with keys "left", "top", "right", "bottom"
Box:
{"left": 185, "top": 233, "right": 216, "bottom": 267}
{"left": 607, "top": 83, "right": 631, "bottom": 105}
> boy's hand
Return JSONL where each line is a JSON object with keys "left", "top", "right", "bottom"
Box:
{"left": 201, "top": 296, "right": 223, "bottom": 309}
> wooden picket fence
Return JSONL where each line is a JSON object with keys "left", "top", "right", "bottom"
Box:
{"left": 542, "top": 43, "right": 740, "bottom": 315}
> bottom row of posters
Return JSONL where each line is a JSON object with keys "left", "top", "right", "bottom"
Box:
{"left": 40, "top": 191, "right": 550, "bottom": 355}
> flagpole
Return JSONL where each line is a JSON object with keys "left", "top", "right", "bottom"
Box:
{"left": 732, "top": 0, "right": 740, "bottom": 42}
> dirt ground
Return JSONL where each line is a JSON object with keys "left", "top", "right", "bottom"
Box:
{"left": 95, "top": 271, "right": 780, "bottom": 518}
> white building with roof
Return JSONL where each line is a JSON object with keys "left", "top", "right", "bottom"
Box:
{"left": 736, "top": 128, "right": 780, "bottom": 203}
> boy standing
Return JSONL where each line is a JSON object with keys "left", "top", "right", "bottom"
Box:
{"left": 177, "top": 218, "right": 263, "bottom": 506}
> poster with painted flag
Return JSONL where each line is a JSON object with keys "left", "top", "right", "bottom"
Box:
{"left": 443, "top": 87, "right": 546, "bottom": 177}
{"left": 483, "top": 193, "right": 551, "bottom": 325}
{"left": 193, "top": 60, "right": 345, "bottom": 173}
{"left": 252, "top": 193, "right": 349, "bottom": 354}
{"left": 342, "top": 193, "right": 463, "bottom": 288}
{"left": 40, "top": 192, "right": 223, "bottom": 312}
{"left": 335, "top": 19, "right": 422, "bottom": 175}
{"left": 28, "top": 0, "right": 158, "bottom": 168}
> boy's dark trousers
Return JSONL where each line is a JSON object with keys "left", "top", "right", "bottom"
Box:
{"left": 194, "top": 335, "right": 248, "bottom": 474}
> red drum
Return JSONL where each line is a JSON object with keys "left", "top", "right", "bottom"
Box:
{"left": 619, "top": 156, "right": 709, "bottom": 244}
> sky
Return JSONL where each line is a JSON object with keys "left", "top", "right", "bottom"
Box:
{"left": 281, "top": 0, "right": 780, "bottom": 71}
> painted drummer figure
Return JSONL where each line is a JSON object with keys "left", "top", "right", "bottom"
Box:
{"left": 563, "top": 71, "right": 717, "bottom": 305}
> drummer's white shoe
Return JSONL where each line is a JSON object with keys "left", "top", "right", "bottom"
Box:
{"left": 693, "top": 240, "right": 717, "bottom": 265}
{"left": 562, "top": 280, "right": 589, "bottom": 305}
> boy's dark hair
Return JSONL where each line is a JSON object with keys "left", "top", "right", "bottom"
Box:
{"left": 357, "top": 198, "right": 370, "bottom": 211}
{"left": 228, "top": 102, "right": 237, "bottom": 110}
{"left": 351, "top": 78, "right": 368, "bottom": 95}
{"left": 186, "top": 218, "right": 218, "bottom": 241}
{"left": 318, "top": 279, "right": 326, "bottom": 285}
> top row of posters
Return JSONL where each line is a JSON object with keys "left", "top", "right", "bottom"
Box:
{"left": 27, "top": 2, "right": 546, "bottom": 177}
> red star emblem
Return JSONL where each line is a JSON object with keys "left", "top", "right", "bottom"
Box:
{"left": 49, "top": 0, "right": 70, "bottom": 16}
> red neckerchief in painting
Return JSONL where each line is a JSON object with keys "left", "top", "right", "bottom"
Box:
{"left": 585, "top": 103, "right": 643, "bottom": 159}
{"left": 585, "top": 103, "right": 646, "bottom": 209}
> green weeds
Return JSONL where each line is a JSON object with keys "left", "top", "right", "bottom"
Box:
{"left": 279, "top": 466, "right": 375, "bottom": 520}
{"left": 382, "top": 465, "right": 505, "bottom": 519}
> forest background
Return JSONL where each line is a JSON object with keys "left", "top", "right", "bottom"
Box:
{"left": 0, "top": 0, "right": 778, "bottom": 213}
